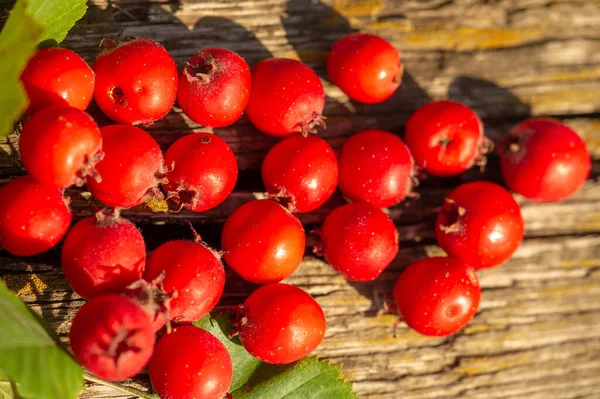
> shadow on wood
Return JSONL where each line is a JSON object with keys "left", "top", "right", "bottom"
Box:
{"left": 283, "top": 0, "right": 432, "bottom": 119}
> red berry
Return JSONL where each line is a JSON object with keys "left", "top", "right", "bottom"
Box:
{"left": 316, "top": 203, "right": 398, "bottom": 281}
{"left": 394, "top": 257, "right": 481, "bottom": 336}
{"left": 19, "top": 105, "right": 103, "bottom": 189}
{"left": 164, "top": 133, "right": 238, "bottom": 212}
{"left": 498, "top": 118, "right": 591, "bottom": 202}
{"left": 436, "top": 182, "right": 524, "bottom": 269}
{"left": 0, "top": 176, "right": 71, "bottom": 256}
{"left": 246, "top": 58, "right": 325, "bottom": 137}
{"left": 261, "top": 134, "right": 338, "bottom": 213}
{"left": 149, "top": 325, "right": 232, "bottom": 399}
{"left": 86, "top": 125, "right": 165, "bottom": 208}
{"left": 20, "top": 47, "right": 94, "bottom": 115}
{"left": 327, "top": 33, "right": 402, "bottom": 104}
{"left": 178, "top": 47, "right": 251, "bottom": 127}
{"left": 238, "top": 284, "right": 326, "bottom": 364}
{"left": 405, "top": 100, "right": 491, "bottom": 177}
{"left": 222, "top": 200, "right": 305, "bottom": 284}
{"left": 93, "top": 38, "right": 178, "bottom": 125}
{"left": 70, "top": 294, "right": 154, "bottom": 381}
{"left": 61, "top": 213, "right": 146, "bottom": 298}
{"left": 338, "top": 130, "right": 415, "bottom": 208}
{"left": 144, "top": 240, "right": 225, "bottom": 324}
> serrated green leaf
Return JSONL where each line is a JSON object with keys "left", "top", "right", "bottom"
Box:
{"left": 0, "top": 0, "right": 43, "bottom": 138}
{"left": 0, "top": 280, "right": 83, "bottom": 399}
{"left": 194, "top": 314, "right": 262, "bottom": 391}
{"left": 0, "top": 0, "right": 87, "bottom": 138}
{"left": 28, "top": 0, "right": 87, "bottom": 47}
{"left": 195, "top": 314, "right": 356, "bottom": 399}
{"left": 232, "top": 357, "right": 357, "bottom": 399}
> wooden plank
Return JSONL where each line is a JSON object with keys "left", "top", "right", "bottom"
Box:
{"left": 2, "top": 175, "right": 600, "bottom": 242}
{"left": 63, "top": 1, "right": 600, "bottom": 119}
{"left": 3, "top": 115, "right": 600, "bottom": 176}
{"left": 2, "top": 0, "right": 600, "bottom": 398}
{"left": 2, "top": 235, "right": 600, "bottom": 398}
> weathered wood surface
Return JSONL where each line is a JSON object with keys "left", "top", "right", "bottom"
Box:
{"left": 2, "top": 0, "right": 600, "bottom": 398}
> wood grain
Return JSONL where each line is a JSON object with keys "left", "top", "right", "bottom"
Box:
{"left": 2, "top": 235, "right": 600, "bottom": 398}
{"left": 1, "top": 0, "right": 600, "bottom": 398}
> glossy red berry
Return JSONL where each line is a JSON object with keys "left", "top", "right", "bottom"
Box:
{"left": 0, "top": 176, "right": 71, "bottom": 256}
{"left": 164, "top": 133, "right": 238, "bottom": 212}
{"left": 70, "top": 294, "right": 154, "bottom": 381}
{"left": 20, "top": 47, "right": 94, "bottom": 115}
{"left": 327, "top": 33, "right": 402, "bottom": 104}
{"left": 19, "top": 105, "right": 103, "bottom": 189}
{"left": 394, "top": 257, "right": 481, "bottom": 336}
{"left": 405, "top": 100, "right": 491, "bottom": 177}
{"left": 261, "top": 134, "right": 338, "bottom": 213}
{"left": 86, "top": 125, "right": 165, "bottom": 208}
{"left": 338, "top": 130, "right": 415, "bottom": 208}
{"left": 149, "top": 325, "right": 233, "bottom": 399}
{"left": 178, "top": 47, "right": 251, "bottom": 127}
{"left": 316, "top": 202, "right": 398, "bottom": 281}
{"left": 246, "top": 58, "right": 325, "bottom": 137}
{"left": 238, "top": 284, "right": 326, "bottom": 364}
{"left": 436, "top": 182, "right": 524, "bottom": 269}
{"left": 144, "top": 239, "right": 225, "bottom": 324}
{"left": 93, "top": 38, "right": 178, "bottom": 125}
{"left": 222, "top": 200, "right": 305, "bottom": 284}
{"left": 62, "top": 213, "right": 146, "bottom": 299}
{"left": 498, "top": 118, "right": 591, "bottom": 202}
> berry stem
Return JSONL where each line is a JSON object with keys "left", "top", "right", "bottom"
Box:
{"left": 185, "top": 220, "right": 203, "bottom": 243}
{"left": 84, "top": 373, "right": 159, "bottom": 399}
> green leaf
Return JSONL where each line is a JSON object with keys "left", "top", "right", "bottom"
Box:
{"left": 0, "top": 0, "right": 43, "bottom": 138}
{"left": 195, "top": 314, "right": 356, "bottom": 399}
{"left": 0, "top": 280, "right": 83, "bottom": 399}
{"left": 0, "top": 0, "right": 87, "bottom": 138}
{"left": 232, "top": 357, "right": 357, "bottom": 399}
{"left": 194, "top": 314, "right": 262, "bottom": 391}
{"left": 28, "top": 0, "right": 87, "bottom": 47}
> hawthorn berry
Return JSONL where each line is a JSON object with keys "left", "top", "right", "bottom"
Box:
{"left": 164, "top": 132, "right": 238, "bottom": 212}
{"left": 86, "top": 125, "right": 166, "bottom": 208}
{"left": 338, "top": 129, "right": 415, "bottom": 208}
{"left": 261, "top": 134, "right": 338, "bottom": 213}
{"left": 237, "top": 283, "right": 326, "bottom": 364}
{"left": 245, "top": 58, "right": 325, "bottom": 137}
{"left": 93, "top": 38, "right": 178, "bottom": 125}
{"left": 394, "top": 256, "right": 481, "bottom": 336}
{"left": 144, "top": 238, "right": 225, "bottom": 324}
{"left": 19, "top": 105, "right": 103, "bottom": 189}
{"left": 122, "top": 277, "right": 171, "bottom": 333}
{"left": 61, "top": 211, "right": 146, "bottom": 299}
{"left": 178, "top": 47, "right": 251, "bottom": 127}
{"left": 70, "top": 294, "right": 155, "bottom": 381}
{"left": 316, "top": 202, "right": 398, "bottom": 281}
{"left": 149, "top": 325, "right": 233, "bottom": 399}
{"left": 436, "top": 181, "right": 524, "bottom": 269}
{"left": 327, "top": 33, "right": 402, "bottom": 104}
{"left": 498, "top": 118, "right": 591, "bottom": 202}
{"left": 405, "top": 100, "right": 492, "bottom": 177}
{"left": 222, "top": 200, "right": 305, "bottom": 284}
{"left": 0, "top": 176, "right": 71, "bottom": 256}
{"left": 20, "top": 47, "right": 94, "bottom": 115}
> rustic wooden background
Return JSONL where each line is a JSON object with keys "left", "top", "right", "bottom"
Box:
{"left": 2, "top": 0, "right": 600, "bottom": 398}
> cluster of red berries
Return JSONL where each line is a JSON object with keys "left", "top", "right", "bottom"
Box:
{"left": 0, "top": 30, "right": 592, "bottom": 398}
